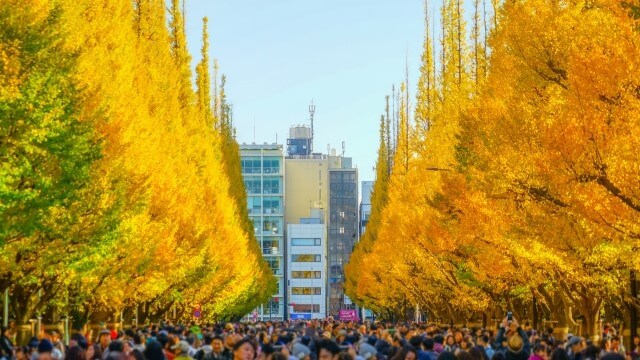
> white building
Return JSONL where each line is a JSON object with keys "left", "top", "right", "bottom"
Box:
{"left": 287, "top": 219, "right": 326, "bottom": 319}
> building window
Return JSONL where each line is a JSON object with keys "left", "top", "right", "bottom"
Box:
{"left": 291, "top": 238, "right": 321, "bottom": 246}
{"left": 292, "top": 254, "right": 321, "bottom": 262}
{"left": 339, "top": 211, "right": 345, "bottom": 218}
{"left": 262, "top": 197, "right": 282, "bottom": 214}
{"left": 263, "top": 177, "right": 281, "bottom": 194}
{"left": 266, "top": 258, "right": 281, "bottom": 275}
{"left": 244, "top": 179, "right": 261, "bottom": 194}
{"left": 262, "top": 159, "right": 280, "bottom": 174}
{"left": 292, "top": 304, "right": 320, "bottom": 313}
{"left": 339, "top": 227, "right": 345, "bottom": 234}
{"left": 292, "top": 287, "right": 322, "bottom": 295}
{"left": 291, "top": 271, "right": 322, "bottom": 279}
{"left": 241, "top": 158, "right": 261, "bottom": 174}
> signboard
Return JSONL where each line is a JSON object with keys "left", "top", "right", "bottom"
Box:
{"left": 290, "top": 313, "right": 312, "bottom": 320}
{"left": 338, "top": 309, "right": 359, "bottom": 321}
{"left": 193, "top": 306, "right": 202, "bottom": 319}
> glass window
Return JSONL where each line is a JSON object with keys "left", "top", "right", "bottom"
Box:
{"left": 262, "top": 238, "right": 280, "bottom": 255}
{"left": 292, "top": 304, "right": 320, "bottom": 313}
{"left": 263, "top": 197, "right": 282, "bottom": 214}
{"left": 247, "top": 197, "right": 261, "bottom": 215}
{"left": 291, "top": 287, "right": 322, "bottom": 295}
{"left": 292, "top": 254, "right": 321, "bottom": 262}
{"left": 263, "top": 158, "right": 280, "bottom": 174}
{"left": 244, "top": 179, "right": 261, "bottom": 194}
{"left": 291, "top": 238, "right": 321, "bottom": 246}
{"left": 263, "top": 217, "right": 283, "bottom": 235}
{"left": 266, "top": 257, "right": 281, "bottom": 275}
{"left": 263, "top": 177, "right": 281, "bottom": 194}
{"left": 291, "top": 271, "right": 322, "bottom": 279}
{"left": 241, "top": 157, "right": 262, "bottom": 174}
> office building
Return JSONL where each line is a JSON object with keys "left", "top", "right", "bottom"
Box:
{"left": 240, "top": 143, "right": 285, "bottom": 321}
{"left": 287, "top": 216, "right": 326, "bottom": 319}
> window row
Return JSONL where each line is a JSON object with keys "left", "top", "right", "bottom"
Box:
{"left": 244, "top": 178, "right": 282, "bottom": 195}
{"left": 292, "top": 254, "right": 321, "bottom": 262}
{"left": 247, "top": 197, "right": 282, "bottom": 215}
{"left": 291, "top": 287, "right": 322, "bottom": 295}
{"left": 291, "top": 238, "right": 321, "bottom": 246}
{"left": 241, "top": 158, "right": 281, "bottom": 174}
{"left": 292, "top": 304, "right": 320, "bottom": 313}
{"left": 291, "top": 271, "right": 322, "bottom": 279}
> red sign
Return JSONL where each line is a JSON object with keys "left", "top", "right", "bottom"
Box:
{"left": 193, "top": 306, "right": 202, "bottom": 319}
{"left": 339, "top": 309, "right": 359, "bottom": 321}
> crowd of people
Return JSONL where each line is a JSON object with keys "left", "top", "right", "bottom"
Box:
{"left": 1, "top": 317, "right": 639, "bottom": 360}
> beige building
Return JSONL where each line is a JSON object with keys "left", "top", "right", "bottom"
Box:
{"left": 284, "top": 155, "right": 329, "bottom": 224}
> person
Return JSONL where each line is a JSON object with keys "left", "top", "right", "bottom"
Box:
{"left": 172, "top": 341, "right": 192, "bottom": 360}
{"left": 565, "top": 337, "right": 584, "bottom": 360}
{"left": 144, "top": 341, "right": 166, "bottom": 360}
{"left": 631, "top": 335, "right": 640, "bottom": 360}
{"left": 469, "top": 346, "right": 490, "bottom": 360}
{"left": 391, "top": 346, "right": 417, "bottom": 360}
{"left": 476, "top": 336, "right": 494, "bottom": 360}
{"left": 66, "top": 346, "right": 86, "bottom": 360}
{"left": 495, "top": 317, "right": 530, "bottom": 360}
{"left": 358, "top": 343, "right": 378, "bottom": 360}
{"left": 550, "top": 348, "right": 570, "bottom": 360}
{"left": 232, "top": 338, "right": 257, "bottom": 360}
{"left": 528, "top": 344, "right": 547, "bottom": 360}
{"left": 39, "top": 339, "right": 55, "bottom": 360}
{"left": 129, "top": 349, "right": 145, "bottom": 360}
{"left": 292, "top": 343, "right": 312, "bottom": 360}
{"left": 419, "top": 338, "right": 437, "bottom": 360}
{"left": 610, "top": 337, "right": 625, "bottom": 356}
{"left": 0, "top": 326, "right": 13, "bottom": 360}
{"left": 583, "top": 345, "right": 598, "bottom": 360}
{"left": 599, "top": 338, "right": 612, "bottom": 359}
{"left": 318, "top": 339, "right": 341, "bottom": 360}
{"left": 444, "top": 337, "right": 458, "bottom": 353}
{"left": 86, "top": 344, "right": 102, "bottom": 360}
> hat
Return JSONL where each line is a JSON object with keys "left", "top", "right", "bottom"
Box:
{"left": 38, "top": 339, "right": 54, "bottom": 353}
{"left": 322, "top": 331, "right": 332, "bottom": 339}
{"left": 566, "top": 336, "right": 583, "bottom": 349}
{"left": 359, "top": 343, "right": 377, "bottom": 360}
{"left": 292, "top": 343, "right": 311, "bottom": 360}
{"left": 171, "top": 340, "right": 190, "bottom": 353}
{"left": 99, "top": 329, "right": 111, "bottom": 336}
{"left": 507, "top": 334, "right": 523, "bottom": 352}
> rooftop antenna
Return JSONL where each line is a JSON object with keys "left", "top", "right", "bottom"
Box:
{"left": 309, "top": 100, "right": 316, "bottom": 153}
{"left": 253, "top": 115, "right": 256, "bottom": 143}
{"left": 342, "top": 141, "right": 345, "bottom": 157}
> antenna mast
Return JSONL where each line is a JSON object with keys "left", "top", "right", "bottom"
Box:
{"left": 309, "top": 100, "right": 316, "bottom": 153}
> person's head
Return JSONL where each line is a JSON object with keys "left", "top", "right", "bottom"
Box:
{"left": 434, "top": 335, "right": 445, "bottom": 346}
{"left": 446, "top": 335, "right": 455, "bottom": 346}
{"left": 359, "top": 343, "right": 377, "bottom": 360}
{"left": 633, "top": 335, "right": 640, "bottom": 347}
{"left": 437, "top": 351, "right": 457, "bottom": 360}
{"left": 16, "top": 346, "right": 29, "bottom": 360}
{"left": 599, "top": 354, "right": 625, "bottom": 360}
{"left": 583, "top": 345, "right": 598, "bottom": 360}
{"left": 233, "top": 338, "right": 257, "bottom": 360}
{"left": 292, "top": 343, "right": 312, "bottom": 360}
{"left": 423, "top": 338, "right": 435, "bottom": 351}
{"left": 550, "top": 347, "right": 570, "bottom": 360}
{"left": 477, "top": 335, "right": 489, "bottom": 347}
{"left": 565, "top": 337, "right": 584, "bottom": 354}
{"left": 143, "top": 341, "right": 165, "bottom": 360}
{"left": 87, "top": 344, "right": 102, "bottom": 360}
{"left": 456, "top": 351, "right": 474, "bottom": 360}
{"left": 507, "top": 334, "right": 523, "bottom": 353}
{"left": 212, "top": 336, "right": 225, "bottom": 353}
{"left": 38, "top": 339, "right": 55, "bottom": 360}
{"left": 337, "top": 352, "right": 354, "bottom": 360}
{"left": 454, "top": 332, "right": 463, "bottom": 343}
{"left": 395, "top": 346, "right": 417, "bottom": 360}
{"left": 109, "top": 341, "right": 124, "bottom": 354}
{"left": 470, "top": 347, "right": 489, "bottom": 360}
{"left": 611, "top": 336, "right": 621, "bottom": 348}
{"left": 98, "top": 330, "right": 111, "bottom": 348}
{"left": 409, "top": 337, "right": 423, "bottom": 350}
{"left": 171, "top": 340, "right": 189, "bottom": 356}
{"left": 461, "top": 336, "right": 474, "bottom": 350}
{"left": 128, "top": 349, "right": 145, "bottom": 360}
{"left": 317, "top": 339, "right": 341, "bottom": 360}
{"left": 66, "top": 346, "right": 86, "bottom": 360}
{"left": 533, "top": 344, "right": 548, "bottom": 359}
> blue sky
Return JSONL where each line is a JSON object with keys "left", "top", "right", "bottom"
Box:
{"left": 184, "top": 1, "right": 430, "bottom": 183}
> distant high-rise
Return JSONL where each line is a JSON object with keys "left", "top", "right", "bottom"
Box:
{"left": 360, "top": 181, "right": 374, "bottom": 236}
